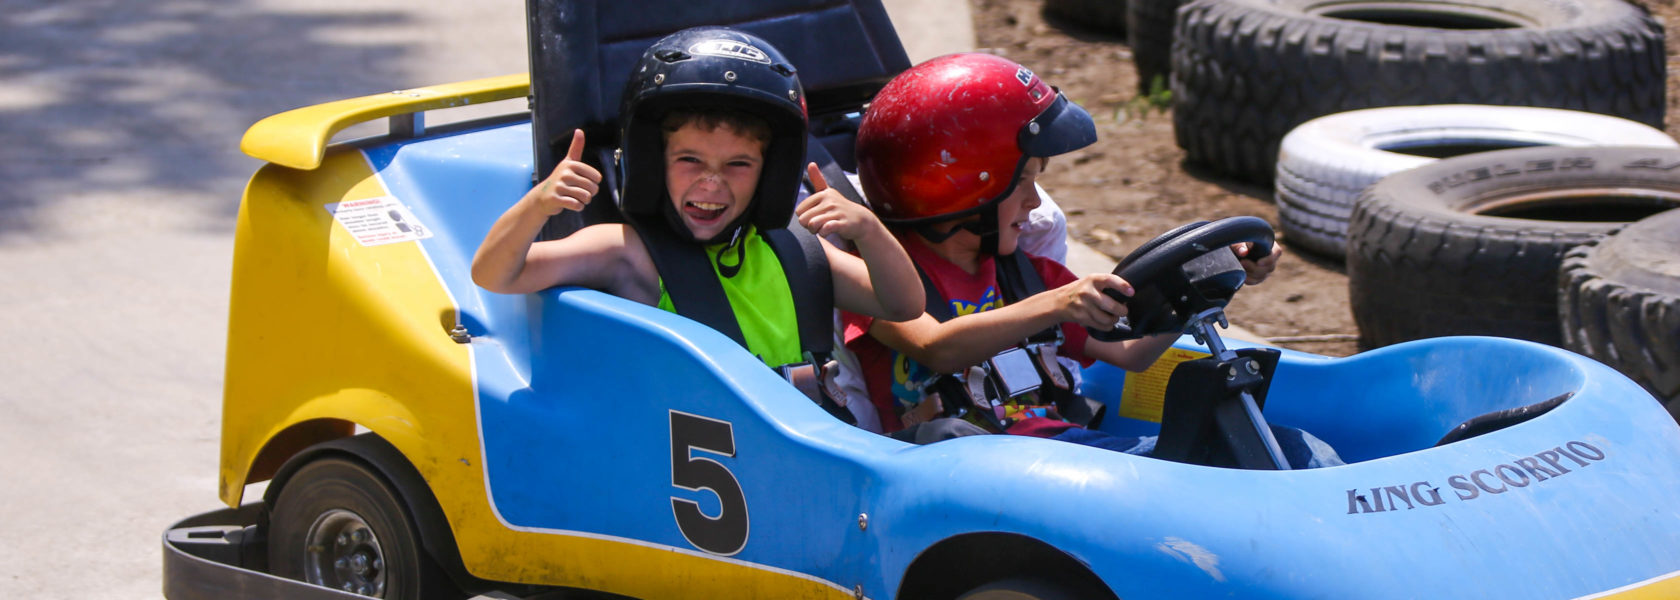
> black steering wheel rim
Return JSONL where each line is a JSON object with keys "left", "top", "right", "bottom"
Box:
{"left": 1089, "top": 217, "right": 1276, "bottom": 341}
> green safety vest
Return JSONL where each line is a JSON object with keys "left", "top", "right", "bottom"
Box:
{"left": 657, "top": 226, "right": 804, "bottom": 367}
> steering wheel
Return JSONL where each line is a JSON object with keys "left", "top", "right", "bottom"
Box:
{"left": 1087, "top": 217, "right": 1275, "bottom": 342}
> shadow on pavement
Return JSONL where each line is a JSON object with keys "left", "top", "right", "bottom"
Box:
{"left": 0, "top": 1, "right": 426, "bottom": 237}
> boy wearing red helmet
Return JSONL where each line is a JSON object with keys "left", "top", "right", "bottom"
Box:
{"left": 473, "top": 28, "right": 923, "bottom": 406}
{"left": 844, "top": 54, "right": 1333, "bottom": 465}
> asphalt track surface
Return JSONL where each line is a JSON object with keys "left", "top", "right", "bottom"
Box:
{"left": 0, "top": 1, "right": 970, "bottom": 597}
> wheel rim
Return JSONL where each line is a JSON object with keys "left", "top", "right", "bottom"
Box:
{"left": 302, "top": 508, "right": 387, "bottom": 597}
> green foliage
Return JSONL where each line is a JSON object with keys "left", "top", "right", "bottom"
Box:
{"left": 1117, "top": 75, "right": 1173, "bottom": 123}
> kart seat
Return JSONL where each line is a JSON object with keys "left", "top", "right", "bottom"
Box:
{"left": 525, "top": 0, "right": 910, "bottom": 239}
{"left": 1433, "top": 392, "right": 1571, "bottom": 447}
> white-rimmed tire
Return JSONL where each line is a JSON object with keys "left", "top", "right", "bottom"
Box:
{"left": 1277, "top": 105, "right": 1677, "bottom": 259}
{"left": 1172, "top": 0, "right": 1667, "bottom": 183}
{"left": 1560, "top": 208, "right": 1680, "bottom": 418}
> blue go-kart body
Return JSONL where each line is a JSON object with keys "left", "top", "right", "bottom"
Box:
{"left": 160, "top": 1, "right": 1680, "bottom": 599}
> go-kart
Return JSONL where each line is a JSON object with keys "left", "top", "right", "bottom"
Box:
{"left": 162, "top": 1, "right": 1680, "bottom": 598}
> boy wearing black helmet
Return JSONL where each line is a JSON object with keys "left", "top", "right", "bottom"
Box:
{"left": 842, "top": 54, "right": 1336, "bottom": 466}
{"left": 473, "top": 28, "right": 923, "bottom": 392}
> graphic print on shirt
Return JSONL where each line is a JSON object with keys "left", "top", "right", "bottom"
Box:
{"left": 950, "top": 287, "right": 1001, "bottom": 316}
{"left": 890, "top": 286, "right": 1003, "bottom": 408}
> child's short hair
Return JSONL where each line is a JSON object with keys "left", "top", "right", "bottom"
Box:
{"left": 660, "top": 107, "right": 773, "bottom": 147}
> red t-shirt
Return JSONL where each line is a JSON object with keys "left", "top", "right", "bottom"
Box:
{"left": 841, "top": 238, "right": 1093, "bottom": 433}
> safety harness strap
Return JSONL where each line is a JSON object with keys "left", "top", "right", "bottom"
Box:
{"left": 997, "top": 252, "right": 1061, "bottom": 346}
{"left": 635, "top": 219, "right": 749, "bottom": 348}
{"left": 637, "top": 218, "right": 855, "bottom": 425}
{"left": 763, "top": 225, "right": 833, "bottom": 360}
{"left": 918, "top": 252, "right": 1095, "bottom": 431}
{"left": 997, "top": 252, "right": 1093, "bottom": 424}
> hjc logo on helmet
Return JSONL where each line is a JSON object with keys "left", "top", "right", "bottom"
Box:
{"left": 1015, "top": 67, "right": 1034, "bottom": 87}
{"left": 688, "top": 40, "right": 771, "bottom": 64}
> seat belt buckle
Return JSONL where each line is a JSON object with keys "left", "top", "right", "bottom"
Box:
{"left": 817, "top": 358, "right": 847, "bottom": 408}
{"left": 778, "top": 355, "right": 850, "bottom": 407}
{"left": 777, "top": 362, "right": 823, "bottom": 404}
{"left": 986, "top": 347, "right": 1042, "bottom": 397}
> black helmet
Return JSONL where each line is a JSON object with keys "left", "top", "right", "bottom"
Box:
{"left": 617, "top": 27, "right": 808, "bottom": 243}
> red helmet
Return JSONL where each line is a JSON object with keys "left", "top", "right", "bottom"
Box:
{"left": 856, "top": 53, "right": 1096, "bottom": 226}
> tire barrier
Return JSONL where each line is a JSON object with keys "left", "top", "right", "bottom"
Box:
{"left": 1045, "top": 0, "right": 1128, "bottom": 33}
{"left": 1277, "top": 105, "right": 1677, "bottom": 259}
{"left": 1347, "top": 146, "right": 1680, "bottom": 349}
{"left": 1560, "top": 208, "right": 1680, "bottom": 419}
{"left": 1172, "top": 0, "right": 1667, "bottom": 184}
{"left": 1126, "top": 0, "right": 1182, "bottom": 93}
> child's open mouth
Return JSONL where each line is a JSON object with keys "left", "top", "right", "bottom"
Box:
{"left": 684, "top": 201, "right": 728, "bottom": 222}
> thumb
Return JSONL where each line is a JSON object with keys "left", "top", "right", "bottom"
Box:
{"left": 805, "top": 163, "right": 829, "bottom": 192}
{"left": 564, "top": 128, "right": 587, "bottom": 163}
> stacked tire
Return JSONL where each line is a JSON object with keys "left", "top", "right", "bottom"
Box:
{"left": 1276, "top": 105, "right": 1678, "bottom": 259}
{"left": 1347, "top": 146, "right": 1680, "bottom": 350}
{"left": 1171, "top": 0, "right": 1666, "bottom": 184}
{"left": 1560, "top": 209, "right": 1680, "bottom": 418}
{"left": 1045, "top": 0, "right": 1129, "bottom": 34}
{"left": 1126, "top": 0, "right": 1183, "bottom": 93}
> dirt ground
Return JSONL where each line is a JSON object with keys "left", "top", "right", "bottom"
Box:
{"left": 967, "top": 0, "right": 1680, "bottom": 357}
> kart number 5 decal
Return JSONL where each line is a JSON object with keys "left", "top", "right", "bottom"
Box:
{"left": 669, "top": 410, "right": 749, "bottom": 555}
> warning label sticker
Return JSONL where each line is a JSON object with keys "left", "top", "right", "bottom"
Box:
{"left": 1118, "top": 347, "right": 1210, "bottom": 423}
{"left": 325, "top": 196, "right": 431, "bottom": 247}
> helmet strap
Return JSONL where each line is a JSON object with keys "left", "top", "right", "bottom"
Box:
{"left": 976, "top": 209, "right": 1000, "bottom": 257}
{"left": 913, "top": 209, "right": 1001, "bottom": 256}
{"left": 914, "top": 222, "right": 966, "bottom": 245}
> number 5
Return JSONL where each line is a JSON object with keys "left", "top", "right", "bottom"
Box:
{"left": 669, "top": 410, "right": 749, "bottom": 555}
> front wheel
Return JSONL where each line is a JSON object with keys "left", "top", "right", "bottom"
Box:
{"left": 268, "top": 456, "right": 441, "bottom": 599}
{"left": 958, "top": 578, "right": 1088, "bottom": 600}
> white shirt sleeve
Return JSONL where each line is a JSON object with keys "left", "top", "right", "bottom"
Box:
{"left": 1016, "top": 183, "right": 1068, "bottom": 264}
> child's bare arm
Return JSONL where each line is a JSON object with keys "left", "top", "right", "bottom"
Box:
{"left": 471, "top": 130, "right": 660, "bottom": 302}
{"left": 868, "top": 273, "right": 1135, "bottom": 373}
{"left": 1083, "top": 332, "right": 1180, "bottom": 372}
{"left": 798, "top": 164, "right": 924, "bottom": 321}
{"left": 472, "top": 129, "right": 607, "bottom": 294}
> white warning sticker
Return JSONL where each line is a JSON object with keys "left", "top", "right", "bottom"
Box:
{"left": 325, "top": 196, "right": 431, "bottom": 247}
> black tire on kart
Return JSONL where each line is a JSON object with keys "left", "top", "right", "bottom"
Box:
{"left": 1560, "top": 208, "right": 1680, "bottom": 419}
{"left": 269, "top": 456, "right": 452, "bottom": 600}
{"left": 1044, "top": 0, "right": 1128, "bottom": 34}
{"left": 957, "top": 578, "right": 1093, "bottom": 600}
{"left": 1171, "top": 0, "right": 1667, "bottom": 184}
{"left": 1126, "top": 0, "right": 1182, "bottom": 93}
{"left": 1276, "top": 105, "right": 1678, "bottom": 260}
{"left": 1347, "top": 146, "right": 1680, "bottom": 350}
